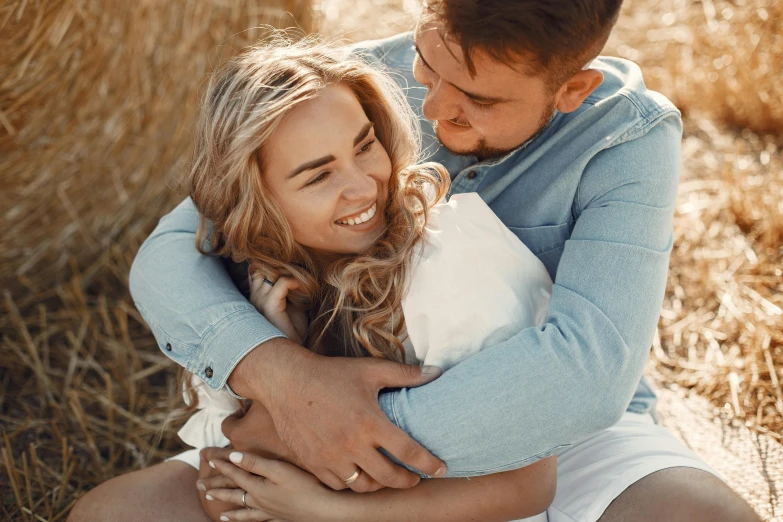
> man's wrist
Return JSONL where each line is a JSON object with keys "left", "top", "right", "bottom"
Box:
{"left": 226, "top": 336, "right": 313, "bottom": 403}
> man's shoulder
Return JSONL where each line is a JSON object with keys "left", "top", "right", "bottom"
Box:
{"left": 584, "top": 56, "right": 680, "bottom": 129}
{"left": 348, "top": 32, "right": 415, "bottom": 71}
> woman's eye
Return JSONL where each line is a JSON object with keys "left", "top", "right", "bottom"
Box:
{"left": 359, "top": 139, "right": 375, "bottom": 153}
{"left": 306, "top": 171, "right": 329, "bottom": 186}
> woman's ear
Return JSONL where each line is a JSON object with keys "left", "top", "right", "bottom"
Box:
{"left": 555, "top": 69, "right": 604, "bottom": 114}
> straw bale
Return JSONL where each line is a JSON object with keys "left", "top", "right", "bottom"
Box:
{"left": 605, "top": 0, "right": 783, "bottom": 133}
{"left": 0, "top": 0, "right": 313, "bottom": 296}
{"left": 0, "top": 0, "right": 314, "bottom": 519}
{"left": 653, "top": 114, "right": 783, "bottom": 441}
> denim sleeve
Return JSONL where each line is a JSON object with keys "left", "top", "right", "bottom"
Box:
{"left": 128, "top": 198, "right": 286, "bottom": 389}
{"left": 378, "top": 114, "right": 682, "bottom": 477}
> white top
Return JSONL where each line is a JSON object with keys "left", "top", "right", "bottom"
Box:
{"left": 177, "top": 192, "right": 553, "bottom": 450}
{"left": 402, "top": 192, "right": 552, "bottom": 370}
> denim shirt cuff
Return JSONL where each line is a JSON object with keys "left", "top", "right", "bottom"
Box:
{"left": 378, "top": 390, "right": 399, "bottom": 427}
{"left": 187, "top": 308, "right": 287, "bottom": 390}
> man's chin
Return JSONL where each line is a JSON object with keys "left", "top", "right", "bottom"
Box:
{"left": 433, "top": 123, "right": 480, "bottom": 157}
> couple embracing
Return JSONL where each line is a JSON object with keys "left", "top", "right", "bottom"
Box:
{"left": 69, "top": 1, "right": 759, "bottom": 521}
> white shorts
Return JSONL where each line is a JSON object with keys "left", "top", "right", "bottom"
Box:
{"left": 170, "top": 412, "right": 720, "bottom": 522}
{"left": 541, "top": 411, "right": 721, "bottom": 522}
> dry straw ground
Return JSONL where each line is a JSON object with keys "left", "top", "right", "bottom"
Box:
{"left": 1, "top": 0, "right": 781, "bottom": 520}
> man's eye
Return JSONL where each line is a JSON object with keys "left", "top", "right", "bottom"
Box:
{"left": 467, "top": 97, "right": 495, "bottom": 110}
{"left": 415, "top": 50, "right": 433, "bottom": 71}
{"left": 359, "top": 139, "right": 375, "bottom": 153}
{"left": 306, "top": 171, "right": 329, "bottom": 186}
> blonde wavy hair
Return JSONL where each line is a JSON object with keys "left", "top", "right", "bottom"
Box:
{"left": 188, "top": 34, "right": 449, "bottom": 363}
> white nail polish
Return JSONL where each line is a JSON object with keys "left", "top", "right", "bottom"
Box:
{"left": 206, "top": 494, "right": 214, "bottom": 501}
{"left": 229, "top": 451, "right": 243, "bottom": 464}
{"left": 220, "top": 517, "right": 230, "bottom": 522}
{"left": 209, "top": 460, "right": 215, "bottom": 469}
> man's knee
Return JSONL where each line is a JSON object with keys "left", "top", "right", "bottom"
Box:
{"left": 599, "top": 467, "right": 761, "bottom": 522}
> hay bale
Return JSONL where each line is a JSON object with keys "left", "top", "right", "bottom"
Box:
{"left": 0, "top": 1, "right": 314, "bottom": 518}
{"left": 0, "top": 0, "right": 314, "bottom": 296}
{"left": 606, "top": 0, "right": 783, "bottom": 133}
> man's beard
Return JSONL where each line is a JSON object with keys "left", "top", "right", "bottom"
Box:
{"left": 436, "top": 100, "right": 557, "bottom": 161}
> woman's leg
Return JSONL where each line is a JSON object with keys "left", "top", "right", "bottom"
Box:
{"left": 67, "top": 461, "right": 212, "bottom": 522}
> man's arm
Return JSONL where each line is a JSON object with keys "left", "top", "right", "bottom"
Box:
{"left": 128, "top": 198, "right": 286, "bottom": 388}
{"left": 377, "top": 115, "right": 683, "bottom": 477}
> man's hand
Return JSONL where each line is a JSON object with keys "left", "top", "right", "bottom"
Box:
{"left": 221, "top": 402, "right": 293, "bottom": 461}
{"left": 226, "top": 338, "right": 447, "bottom": 493}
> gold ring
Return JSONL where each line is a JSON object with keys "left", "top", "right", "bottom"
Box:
{"left": 343, "top": 469, "right": 361, "bottom": 485}
{"left": 242, "top": 490, "right": 249, "bottom": 509}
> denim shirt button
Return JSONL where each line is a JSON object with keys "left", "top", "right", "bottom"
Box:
{"left": 204, "top": 367, "right": 214, "bottom": 378}
{"left": 165, "top": 343, "right": 172, "bottom": 351}
{"left": 467, "top": 170, "right": 477, "bottom": 180}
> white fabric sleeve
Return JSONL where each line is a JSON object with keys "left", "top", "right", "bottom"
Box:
{"left": 177, "top": 374, "right": 242, "bottom": 449}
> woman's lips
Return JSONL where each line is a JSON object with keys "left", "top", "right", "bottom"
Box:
{"left": 335, "top": 201, "right": 377, "bottom": 226}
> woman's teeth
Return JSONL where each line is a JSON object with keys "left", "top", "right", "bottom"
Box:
{"left": 337, "top": 202, "right": 377, "bottom": 226}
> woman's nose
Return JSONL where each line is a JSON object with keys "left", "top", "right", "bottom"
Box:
{"left": 341, "top": 165, "right": 377, "bottom": 200}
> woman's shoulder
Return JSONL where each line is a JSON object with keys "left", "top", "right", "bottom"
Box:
{"left": 427, "top": 192, "right": 507, "bottom": 234}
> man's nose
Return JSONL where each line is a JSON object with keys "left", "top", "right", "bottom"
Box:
{"left": 422, "top": 80, "right": 461, "bottom": 122}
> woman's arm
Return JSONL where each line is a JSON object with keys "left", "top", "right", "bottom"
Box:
{"left": 331, "top": 456, "right": 556, "bottom": 522}
{"left": 203, "top": 450, "right": 556, "bottom": 522}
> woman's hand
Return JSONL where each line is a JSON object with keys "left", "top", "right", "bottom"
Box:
{"left": 202, "top": 449, "right": 340, "bottom": 522}
{"left": 249, "top": 275, "right": 308, "bottom": 344}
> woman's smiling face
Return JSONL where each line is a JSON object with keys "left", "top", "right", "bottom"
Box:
{"left": 261, "top": 83, "right": 393, "bottom": 256}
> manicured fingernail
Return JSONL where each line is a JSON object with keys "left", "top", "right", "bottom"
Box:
{"left": 197, "top": 481, "right": 206, "bottom": 491}
{"left": 229, "top": 451, "right": 243, "bottom": 464}
{"left": 220, "top": 517, "right": 230, "bottom": 521}
{"left": 433, "top": 465, "right": 447, "bottom": 477}
{"left": 206, "top": 494, "right": 214, "bottom": 501}
{"left": 209, "top": 460, "right": 216, "bottom": 469}
{"left": 421, "top": 365, "right": 441, "bottom": 376}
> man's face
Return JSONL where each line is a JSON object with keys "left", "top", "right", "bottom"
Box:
{"left": 413, "top": 23, "right": 556, "bottom": 159}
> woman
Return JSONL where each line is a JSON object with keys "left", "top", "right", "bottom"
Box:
{"left": 177, "top": 35, "right": 555, "bottom": 522}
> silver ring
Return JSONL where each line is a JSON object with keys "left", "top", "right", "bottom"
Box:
{"left": 242, "top": 490, "right": 249, "bottom": 509}
{"left": 343, "top": 469, "right": 361, "bottom": 485}
{"left": 263, "top": 277, "right": 275, "bottom": 287}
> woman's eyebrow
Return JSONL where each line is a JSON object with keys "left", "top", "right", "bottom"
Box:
{"left": 288, "top": 155, "right": 335, "bottom": 179}
{"left": 353, "top": 122, "right": 374, "bottom": 145}
{"left": 287, "top": 122, "right": 375, "bottom": 180}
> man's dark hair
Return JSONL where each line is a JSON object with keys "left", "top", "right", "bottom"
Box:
{"left": 422, "top": 0, "right": 624, "bottom": 89}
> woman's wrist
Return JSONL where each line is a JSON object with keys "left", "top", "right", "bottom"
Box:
{"left": 317, "top": 489, "right": 360, "bottom": 522}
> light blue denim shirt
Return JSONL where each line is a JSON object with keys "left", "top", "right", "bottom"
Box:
{"left": 129, "top": 32, "right": 681, "bottom": 477}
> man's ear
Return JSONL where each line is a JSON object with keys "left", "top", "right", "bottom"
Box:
{"left": 555, "top": 69, "right": 604, "bottom": 114}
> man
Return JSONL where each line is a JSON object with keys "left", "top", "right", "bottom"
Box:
{"left": 70, "top": 1, "right": 760, "bottom": 520}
